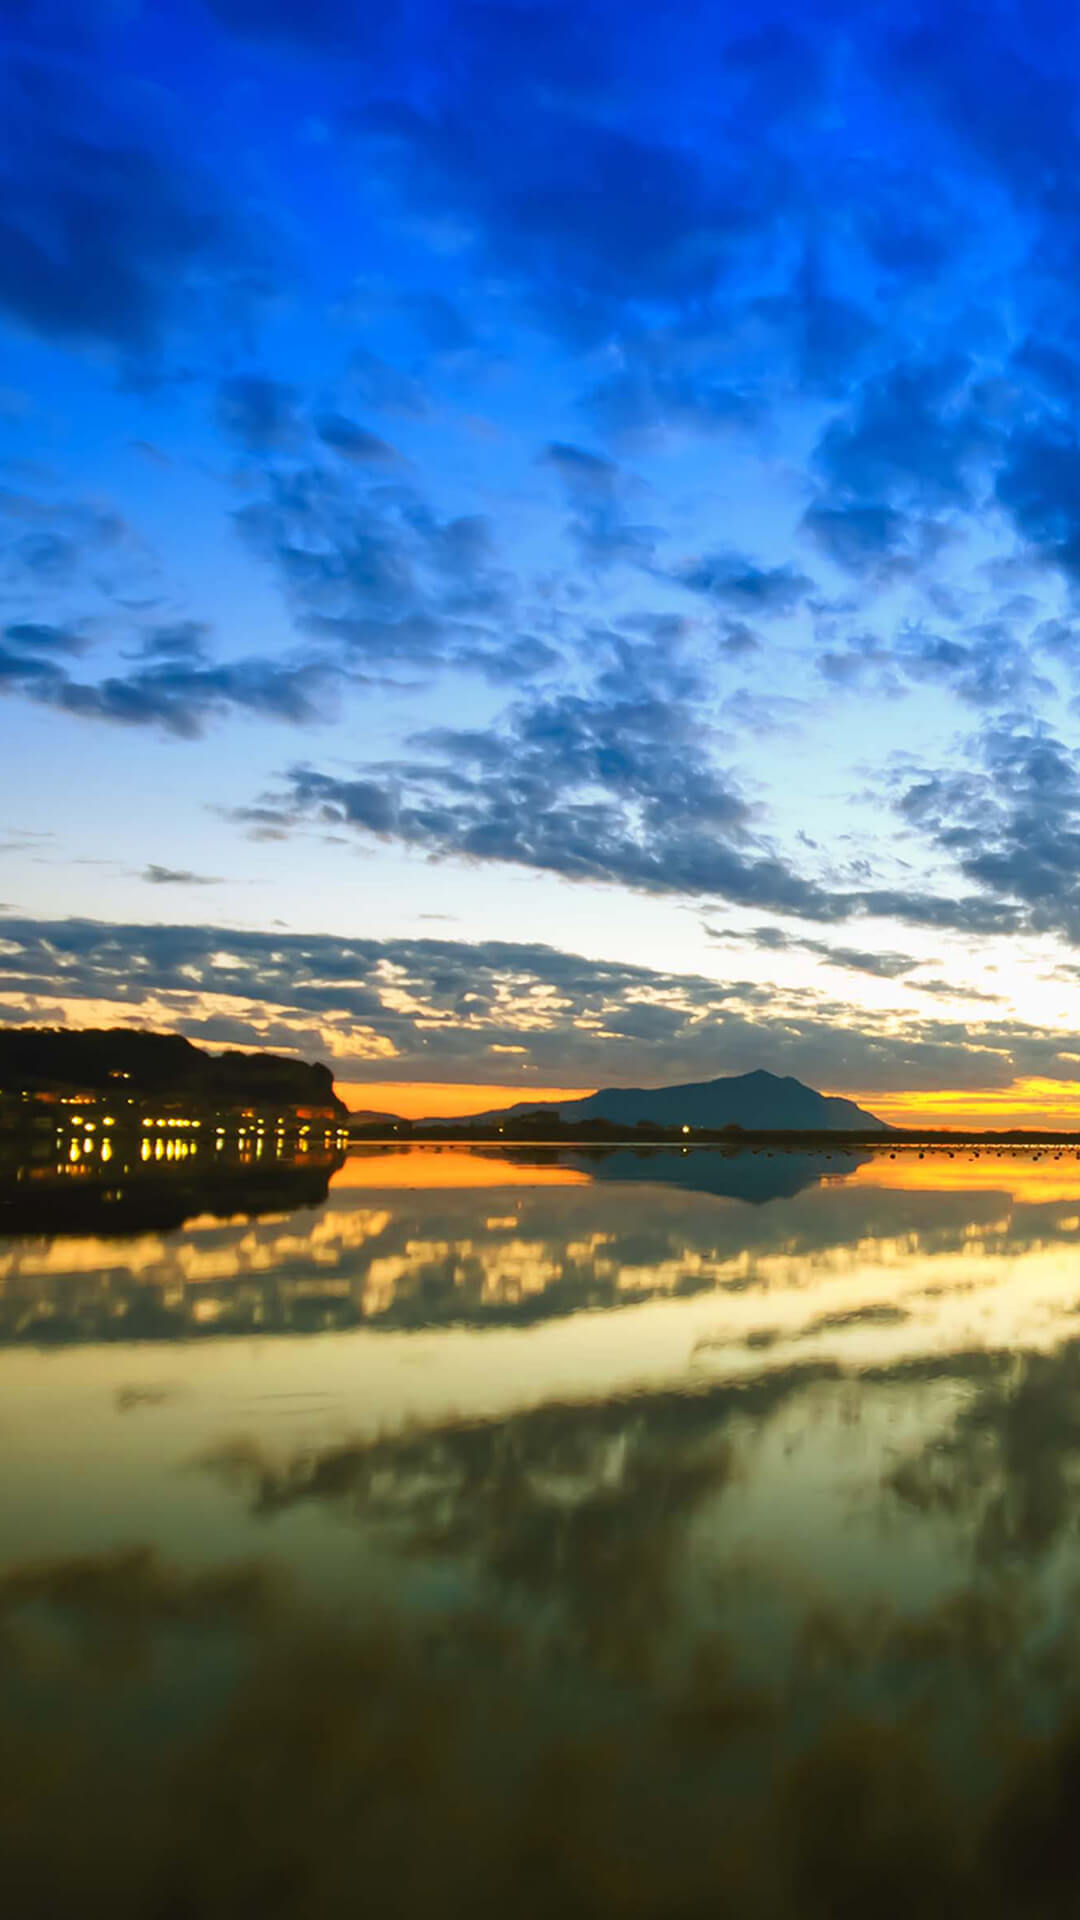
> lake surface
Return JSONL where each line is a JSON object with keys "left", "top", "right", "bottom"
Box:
{"left": 5, "top": 1138, "right": 1080, "bottom": 1915}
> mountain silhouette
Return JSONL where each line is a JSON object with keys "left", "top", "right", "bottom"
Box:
{"left": 443, "top": 1069, "right": 888, "bottom": 1133}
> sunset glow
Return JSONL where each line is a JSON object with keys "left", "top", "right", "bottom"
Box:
{"left": 341, "top": 1078, "right": 1080, "bottom": 1133}
{"left": 337, "top": 1083, "right": 597, "bottom": 1121}
{"left": 330, "top": 1149, "right": 591, "bottom": 1189}
{"left": 844, "top": 1080, "right": 1080, "bottom": 1133}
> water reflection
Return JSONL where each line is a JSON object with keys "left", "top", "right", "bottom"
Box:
{"left": 5, "top": 1140, "right": 1080, "bottom": 1344}
{"left": 6, "top": 1144, "right": 1080, "bottom": 1912}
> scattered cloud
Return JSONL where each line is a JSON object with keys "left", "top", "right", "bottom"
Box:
{"left": 140, "top": 865, "right": 222, "bottom": 887}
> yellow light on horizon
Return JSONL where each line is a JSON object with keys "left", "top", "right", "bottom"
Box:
{"left": 838, "top": 1077, "right": 1080, "bottom": 1132}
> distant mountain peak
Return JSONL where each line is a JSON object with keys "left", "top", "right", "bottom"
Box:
{"left": 436, "top": 1069, "right": 889, "bottom": 1134}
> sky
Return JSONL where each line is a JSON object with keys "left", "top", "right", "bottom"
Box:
{"left": 8, "top": 2, "right": 1080, "bottom": 1123}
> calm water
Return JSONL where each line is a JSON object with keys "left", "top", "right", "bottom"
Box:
{"left": 5, "top": 1138, "right": 1080, "bottom": 1915}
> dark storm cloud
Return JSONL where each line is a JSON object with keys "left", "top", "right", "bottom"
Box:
{"left": 0, "top": 912, "right": 1075, "bottom": 1094}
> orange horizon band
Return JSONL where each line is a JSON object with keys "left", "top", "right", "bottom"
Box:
{"left": 336, "top": 1076, "right": 1080, "bottom": 1132}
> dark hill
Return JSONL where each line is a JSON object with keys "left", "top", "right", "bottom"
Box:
{"left": 448, "top": 1069, "right": 888, "bottom": 1134}
{"left": 0, "top": 1026, "right": 345, "bottom": 1115}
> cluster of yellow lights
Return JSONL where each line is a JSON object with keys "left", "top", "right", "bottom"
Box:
{"left": 66, "top": 1137, "right": 114, "bottom": 1163}
{"left": 37, "top": 1107, "right": 351, "bottom": 1170}
{"left": 140, "top": 1137, "right": 198, "bottom": 1161}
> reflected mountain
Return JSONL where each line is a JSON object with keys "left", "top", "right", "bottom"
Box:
{"left": 481, "top": 1142, "right": 873, "bottom": 1204}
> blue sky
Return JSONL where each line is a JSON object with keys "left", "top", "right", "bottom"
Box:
{"left": 7, "top": 0, "right": 1080, "bottom": 1117}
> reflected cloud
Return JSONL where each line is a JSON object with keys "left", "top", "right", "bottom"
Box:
{"left": 886, "top": 1334, "right": 1080, "bottom": 1566}
{"left": 114, "top": 1383, "right": 181, "bottom": 1413}
{"left": 8, "top": 1145, "right": 1080, "bottom": 1346}
{"left": 10, "top": 1145, "right": 1080, "bottom": 1910}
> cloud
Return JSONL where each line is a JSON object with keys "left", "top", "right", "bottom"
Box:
{"left": 813, "top": 357, "right": 988, "bottom": 510}
{"left": 0, "top": 55, "right": 250, "bottom": 358}
{"left": 135, "top": 622, "right": 213, "bottom": 662}
{"left": 361, "top": 103, "right": 731, "bottom": 344}
{"left": 0, "top": 485, "right": 141, "bottom": 602}
{"left": 206, "top": 0, "right": 395, "bottom": 54}
{"left": 0, "top": 911, "right": 1074, "bottom": 1093}
{"left": 345, "top": 351, "right": 430, "bottom": 418}
{"left": 540, "top": 441, "right": 656, "bottom": 568}
{"left": 233, "top": 669, "right": 1025, "bottom": 939}
{"left": 0, "top": 648, "right": 344, "bottom": 737}
{"left": 995, "top": 423, "right": 1080, "bottom": 580}
{"left": 345, "top": 4, "right": 827, "bottom": 352}
{"left": 229, "top": 461, "right": 528, "bottom": 676}
{"left": 2, "top": 619, "right": 85, "bottom": 656}
{"left": 314, "top": 415, "right": 403, "bottom": 464}
{"left": 889, "top": 1, "right": 1080, "bottom": 224}
{"left": 818, "top": 622, "right": 1052, "bottom": 710}
{"left": 803, "top": 504, "right": 910, "bottom": 572}
{"left": 141, "top": 865, "right": 222, "bottom": 887}
{"left": 707, "top": 924, "right": 925, "bottom": 981}
{"left": 751, "top": 247, "right": 876, "bottom": 393}
{"left": 217, "top": 376, "right": 304, "bottom": 454}
{"left": 670, "top": 552, "right": 812, "bottom": 614}
{"left": 898, "top": 719, "right": 1080, "bottom": 944}
{"left": 581, "top": 354, "right": 759, "bottom": 447}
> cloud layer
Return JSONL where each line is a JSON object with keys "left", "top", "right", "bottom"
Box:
{"left": 4, "top": 914, "right": 1080, "bottom": 1096}
{"left": 5, "top": 2, "right": 1080, "bottom": 1086}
